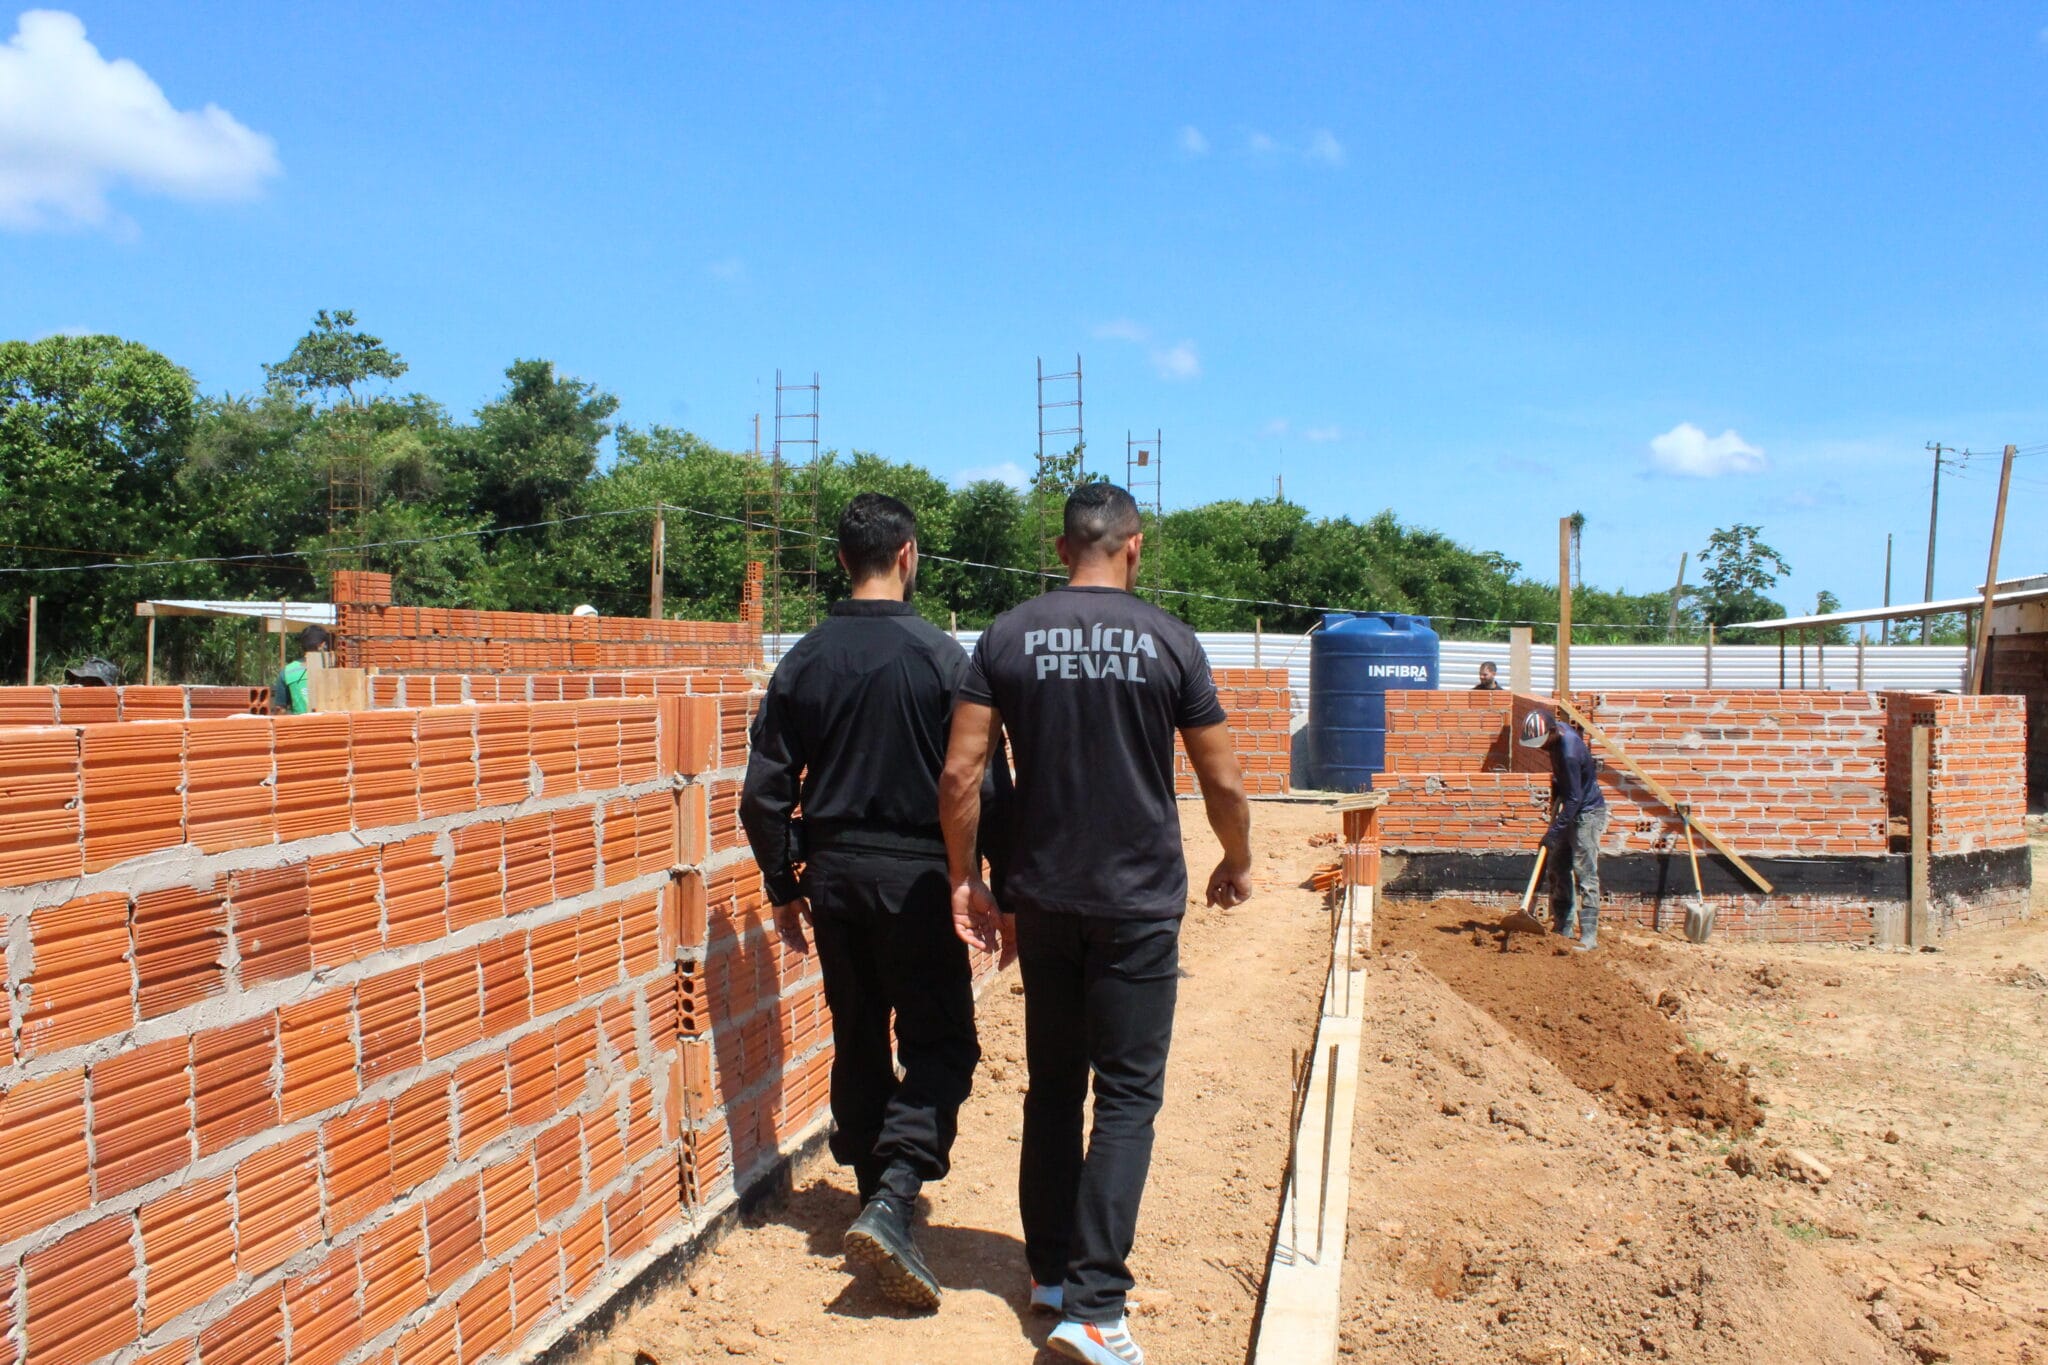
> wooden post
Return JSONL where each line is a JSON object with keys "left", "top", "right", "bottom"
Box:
{"left": 1799, "top": 628, "right": 1808, "bottom": 689}
{"left": 649, "top": 505, "right": 666, "bottom": 620}
{"left": 949, "top": 611, "right": 958, "bottom": 639}
{"left": 1556, "top": 517, "right": 1573, "bottom": 695}
{"left": 1968, "top": 445, "right": 2016, "bottom": 694}
{"left": 1778, "top": 629, "right": 1786, "bottom": 689}
{"left": 1909, "top": 724, "right": 1931, "bottom": 946}
{"left": 278, "top": 601, "right": 288, "bottom": 671}
{"left": 1817, "top": 630, "right": 1825, "bottom": 690}
{"left": 1855, "top": 634, "right": 1865, "bottom": 691}
{"left": 1254, "top": 616, "right": 1263, "bottom": 668}
{"left": 1667, "top": 551, "right": 1687, "bottom": 641}
{"left": 146, "top": 616, "right": 157, "bottom": 686}
{"left": 25, "top": 595, "right": 36, "bottom": 685}
{"left": 1705, "top": 623, "right": 1714, "bottom": 688}
{"left": 1508, "top": 625, "right": 1532, "bottom": 694}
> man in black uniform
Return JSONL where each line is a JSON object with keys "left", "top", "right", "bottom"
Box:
{"left": 940, "top": 484, "right": 1253, "bottom": 1365}
{"left": 740, "top": 492, "right": 1003, "bottom": 1311}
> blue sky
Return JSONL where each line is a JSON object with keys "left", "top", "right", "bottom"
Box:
{"left": 5, "top": 2, "right": 2047, "bottom": 615}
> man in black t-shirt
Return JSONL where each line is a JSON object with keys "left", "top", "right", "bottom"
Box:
{"left": 941, "top": 484, "right": 1253, "bottom": 1365}
{"left": 741, "top": 493, "right": 1007, "bottom": 1312}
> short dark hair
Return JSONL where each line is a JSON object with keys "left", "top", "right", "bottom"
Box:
{"left": 301, "top": 624, "right": 331, "bottom": 650}
{"left": 1062, "top": 483, "right": 1142, "bottom": 556}
{"left": 837, "top": 492, "right": 918, "bottom": 581}
{"left": 1479, "top": 660, "right": 1496, "bottom": 673}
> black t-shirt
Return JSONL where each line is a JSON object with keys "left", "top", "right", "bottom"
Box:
{"left": 959, "top": 585, "right": 1226, "bottom": 919}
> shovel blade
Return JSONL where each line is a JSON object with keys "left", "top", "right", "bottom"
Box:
{"left": 1683, "top": 898, "right": 1714, "bottom": 944}
{"left": 1499, "top": 909, "right": 1550, "bottom": 935}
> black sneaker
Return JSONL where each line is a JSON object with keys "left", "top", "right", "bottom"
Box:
{"left": 844, "top": 1197, "right": 941, "bottom": 1310}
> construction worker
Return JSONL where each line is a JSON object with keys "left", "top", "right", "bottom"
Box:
{"left": 272, "top": 625, "right": 330, "bottom": 715}
{"left": 1520, "top": 709, "right": 1608, "bottom": 950}
{"left": 941, "top": 483, "right": 1253, "bottom": 1365}
{"left": 1473, "top": 660, "right": 1502, "bottom": 690}
{"left": 739, "top": 492, "right": 1005, "bottom": 1312}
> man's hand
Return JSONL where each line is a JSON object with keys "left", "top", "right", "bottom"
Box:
{"left": 952, "top": 877, "right": 1004, "bottom": 955}
{"left": 1205, "top": 858, "right": 1253, "bottom": 909}
{"left": 772, "top": 897, "right": 812, "bottom": 954}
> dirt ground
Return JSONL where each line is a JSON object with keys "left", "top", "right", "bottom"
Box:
{"left": 1340, "top": 828, "right": 2048, "bottom": 1365}
{"left": 584, "top": 801, "right": 1339, "bottom": 1365}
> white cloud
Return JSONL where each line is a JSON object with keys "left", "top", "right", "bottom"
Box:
{"left": 1305, "top": 129, "right": 1346, "bottom": 166}
{"left": 1091, "top": 318, "right": 1151, "bottom": 343}
{"left": 705, "top": 256, "right": 746, "bottom": 283}
{"left": 1243, "top": 128, "right": 1344, "bottom": 167}
{"left": 0, "top": 9, "right": 280, "bottom": 230}
{"left": 1177, "top": 125, "right": 1209, "bottom": 157}
{"left": 1246, "top": 130, "right": 1280, "bottom": 156}
{"left": 953, "top": 461, "right": 1029, "bottom": 490}
{"left": 1647, "top": 422, "right": 1766, "bottom": 477}
{"left": 1150, "top": 341, "right": 1200, "bottom": 381}
{"left": 1262, "top": 418, "right": 1290, "bottom": 437}
{"left": 1303, "top": 424, "right": 1342, "bottom": 443}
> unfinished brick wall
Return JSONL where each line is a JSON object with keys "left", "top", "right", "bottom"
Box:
{"left": 0, "top": 682, "right": 850, "bottom": 1365}
{"left": 1988, "top": 632, "right": 2047, "bottom": 802}
{"left": 0, "top": 686, "right": 269, "bottom": 727}
{"left": 1383, "top": 691, "right": 1515, "bottom": 774}
{"left": 1174, "top": 668, "right": 1292, "bottom": 797}
{"left": 1882, "top": 692, "right": 2030, "bottom": 855}
{"left": 1376, "top": 772, "right": 1548, "bottom": 848}
{"left": 335, "top": 605, "right": 759, "bottom": 674}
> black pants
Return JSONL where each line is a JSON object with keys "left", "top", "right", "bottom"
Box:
{"left": 805, "top": 850, "right": 981, "bottom": 1207}
{"left": 1017, "top": 911, "right": 1180, "bottom": 1322}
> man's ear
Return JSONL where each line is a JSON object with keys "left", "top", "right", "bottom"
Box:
{"left": 836, "top": 549, "right": 852, "bottom": 578}
{"left": 1055, "top": 534, "right": 1073, "bottom": 569}
{"left": 899, "top": 539, "right": 918, "bottom": 573}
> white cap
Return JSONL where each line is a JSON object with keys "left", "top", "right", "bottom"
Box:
{"left": 572, "top": 604, "right": 599, "bottom": 618}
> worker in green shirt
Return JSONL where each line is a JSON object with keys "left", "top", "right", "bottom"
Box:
{"left": 273, "top": 624, "right": 331, "bottom": 715}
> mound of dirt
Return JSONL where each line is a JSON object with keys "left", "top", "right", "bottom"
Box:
{"left": 1378, "top": 897, "right": 1762, "bottom": 1133}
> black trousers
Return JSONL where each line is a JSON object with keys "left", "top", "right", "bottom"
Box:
{"left": 1016, "top": 911, "right": 1180, "bottom": 1322}
{"left": 805, "top": 850, "right": 981, "bottom": 1206}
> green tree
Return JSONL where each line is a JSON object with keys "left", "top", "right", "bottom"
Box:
{"left": 264, "top": 309, "right": 408, "bottom": 407}
{"left": 1696, "top": 523, "right": 1790, "bottom": 638}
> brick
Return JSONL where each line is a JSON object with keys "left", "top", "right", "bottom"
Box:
{"left": 675, "top": 784, "right": 707, "bottom": 866}
{"left": 554, "top": 1010, "right": 599, "bottom": 1109}
{"left": 582, "top": 1105, "right": 625, "bottom": 1195}
{"left": 675, "top": 696, "right": 719, "bottom": 777}
{"left": 445, "top": 821, "right": 504, "bottom": 932}
{"left": 279, "top": 987, "right": 357, "bottom": 1123}
{"left": 454, "top": 1055, "right": 510, "bottom": 1159}
{"left": 0, "top": 1069, "right": 91, "bottom": 1244}
{"left": 81, "top": 721, "right": 183, "bottom": 872}
{"left": 481, "top": 1150, "right": 537, "bottom": 1258}
{"left": 533, "top": 1119, "right": 579, "bottom": 1222}
{"left": 576, "top": 700, "right": 622, "bottom": 791}
{"left": 425, "top": 1176, "right": 484, "bottom": 1295}
{"left": 381, "top": 833, "right": 447, "bottom": 950}
{"left": 508, "top": 1234, "right": 562, "bottom": 1331}
{"left": 390, "top": 1075, "right": 452, "bottom": 1191}
{"left": 284, "top": 1244, "right": 361, "bottom": 1365}
{"left": 356, "top": 966, "right": 423, "bottom": 1085}
{"left": 192, "top": 1015, "right": 277, "bottom": 1157}
{"left": 479, "top": 933, "right": 528, "bottom": 1040}
{"left": 23, "top": 1214, "right": 136, "bottom": 1365}
{"left": 140, "top": 1173, "right": 235, "bottom": 1330}
{"left": 475, "top": 705, "right": 531, "bottom": 808}
{"left": 322, "top": 1100, "right": 392, "bottom": 1234}
{"left": 90, "top": 1035, "right": 192, "bottom": 1198}
{"left": 197, "top": 1281, "right": 283, "bottom": 1365}
{"left": 273, "top": 714, "right": 352, "bottom": 842}
{"left": 606, "top": 1181, "right": 646, "bottom": 1258}
{"left": 232, "top": 1132, "right": 321, "bottom": 1278}
{"left": 552, "top": 806, "right": 597, "bottom": 899}
{"left": 509, "top": 1028, "right": 555, "bottom": 1128}
{"left": 358, "top": 1207, "right": 428, "bottom": 1342}
{"left": 417, "top": 706, "right": 480, "bottom": 819}
{"left": 309, "top": 847, "right": 382, "bottom": 970}
{"left": 528, "top": 915, "right": 578, "bottom": 1018}
{"left": 21, "top": 891, "right": 132, "bottom": 1057}
{"left": 352, "top": 711, "right": 421, "bottom": 828}
{"left": 0, "top": 726, "right": 82, "bottom": 889}
{"left": 229, "top": 863, "right": 311, "bottom": 986}
{"left": 576, "top": 900, "right": 621, "bottom": 991}
{"left": 184, "top": 718, "right": 275, "bottom": 852}
{"left": 397, "top": 1307, "right": 459, "bottom": 1365}
{"left": 133, "top": 878, "right": 227, "bottom": 1019}
{"left": 422, "top": 947, "right": 482, "bottom": 1062}
{"left": 456, "top": 1269, "right": 513, "bottom": 1365}
{"left": 562, "top": 1201, "right": 606, "bottom": 1298}
{"left": 529, "top": 703, "right": 578, "bottom": 798}
{"left": 619, "top": 699, "right": 658, "bottom": 784}
{"left": 663, "top": 870, "right": 707, "bottom": 957}
{"left": 502, "top": 812, "right": 553, "bottom": 914}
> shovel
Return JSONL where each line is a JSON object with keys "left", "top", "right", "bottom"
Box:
{"left": 1499, "top": 844, "right": 1551, "bottom": 935}
{"left": 1680, "top": 807, "right": 1714, "bottom": 943}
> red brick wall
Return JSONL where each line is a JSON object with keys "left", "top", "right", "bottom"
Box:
{"left": 1883, "top": 692, "right": 2029, "bottom": 854}
{"left": 0, "top": 686, "right": 269, "bottom": 727}
{"left": 1375, "top": 772, "right": 1549, "bottom": 848}
{"left": 1174, "top": 668, "right": 1292, "bottom": 798}
{"left": 1988, "top": 631, "right": 2047, "bottom": 801}
{"left": 335, "top": 605, "right": 760, "bottom": 674}
{"left": 0, "top": 681, "right": 838, "bottom": 1365}
{"left": 1383, "top": 691, "right": 1515, "bottom": 773}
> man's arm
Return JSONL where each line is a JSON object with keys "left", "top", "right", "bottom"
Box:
{"left": 941, "top": 699, "right": 1010, "bottom": 959}
{"left": 1543, "top": 736, "right": 1584, "bottom": 846}
{"left": 1182, "top": 722, "right": 1254, "bottom": 907}
{"left": 738, "top": 676, "right": 811, "bottom": 951}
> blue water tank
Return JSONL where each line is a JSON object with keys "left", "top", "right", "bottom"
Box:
{"left": 1308, "top": 612, "right": 1441, "bottom": 791}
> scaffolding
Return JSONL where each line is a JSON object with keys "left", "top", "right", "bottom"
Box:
{"left": 325, "top": 414, "right": 370, "bottom": 576}
{"left": 742, "top": 373, "right": 822, "bottom": 635}
{"left": 1126, "top": 429, "right": 1162, "bottom": 518}
{"left": 1035, "top": 355, "right": 1084, "bottom": 573}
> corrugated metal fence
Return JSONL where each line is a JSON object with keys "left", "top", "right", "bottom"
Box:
{"left": 764, "top": 631, "right": 1968, "bottom": 715}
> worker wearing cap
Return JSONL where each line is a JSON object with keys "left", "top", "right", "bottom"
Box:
{"left": 1520, "top": 709, "right": 1608, "bottom": 950}
{"left": 941, "top": 483, "right": 1253, "bottom": 1365}
{"left": 739, "top": 492, "right": 1008, "bottom": 1312}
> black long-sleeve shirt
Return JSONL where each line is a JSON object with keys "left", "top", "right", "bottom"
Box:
{"left": 1544, "top": 721, "right": 1606, "bottom": 846}
{"left": 739, "top": 599, "right": 1009, "bottom": 905}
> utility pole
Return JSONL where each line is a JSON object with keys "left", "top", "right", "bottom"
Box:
{"left": 649, "top": 504, "right": 666, "bottom": 620}
{"left": 1967, "top": 445, "right": 2016, "bottom": 695}
{"left": 1881, "top": 533, "right": 1893, "bottom": 646}
{"left": 1667, "top": 552, "right": 1688, "bottom": 642}
{"left": 1922, "top": 442, "right": 1952, "bottom": 645}
{"left": 1556, "top": 516, "right": 1574, "bottom": 695}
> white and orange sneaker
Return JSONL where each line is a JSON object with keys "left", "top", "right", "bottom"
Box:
{"left": 1047, "top": 1317, "right": 1145, "bottom": 1365}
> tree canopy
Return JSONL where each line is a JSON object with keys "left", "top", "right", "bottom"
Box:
{"left": 2, "top": 314, "right": 1811, "bottom": 683}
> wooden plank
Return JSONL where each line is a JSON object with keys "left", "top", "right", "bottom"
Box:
{"left": 1909, "top": 725, "right": 1931, "bottom": 946}
{"left": 1546, "top": 693, "right": 1775, "bottom": 894}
